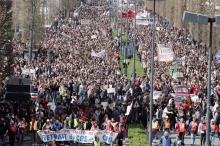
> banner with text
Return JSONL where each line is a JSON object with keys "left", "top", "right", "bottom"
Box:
{"left": 157, "top": 44, "right": 174, "bottom": 62}
{"left": 37, "top": 129, "right": 118, "bottom": 144}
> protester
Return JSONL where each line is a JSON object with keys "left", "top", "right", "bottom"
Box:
{"left": 152, "top": 117, "right": 160, "bottom": 139}
{"left": 163, "top": 116, "right": 171, "bottom": 132}
{"left": 17, "top": 117, "right": 27, "bottom": 146}
{"left": 189, "top": 117, "right": 198, "bottom": 146}
{"left": 160, "top": 131, "right": 172, "bottom": 146}
{"left": 1, "top": 0, "right": 220, "bottom": 145}
{"left": 8, "top": 120, "right": 17, "bottom": 146}
{"left": 0, "top": 117, "right": 7, "bottom": 146}
{"left": 210, "top": 119, "right": 218, "bottom": 146}
{"left": 29, "top": 117, "right": 38, "bottom": 144}
{"left": 198, "top": 117, "right": 206, "bottom": 146}
{"left": 93, "top": 136, "right": 101, "bottom": 146}
{"left": 176, "top": 117, "right": 187, "bottom": 145}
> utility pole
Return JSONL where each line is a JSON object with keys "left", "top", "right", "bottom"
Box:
{"left": 206, "top": 17, "right": 214, "bottom": 146}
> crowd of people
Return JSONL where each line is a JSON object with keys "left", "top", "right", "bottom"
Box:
{"left": 1, "top": 0, "right": 220, "bottom": 146}
{"left": 130, "top": 8, "right": 220, "bottom": 146}
{"left": 1, "top": 0, "right": 132, "bottom": 146}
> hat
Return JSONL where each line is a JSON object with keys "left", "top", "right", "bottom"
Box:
{"left": 46, "top": 119, "right": 50, "bottom": 122}
{"left": 165, "top": 116, "right": 169, "bottom": 119}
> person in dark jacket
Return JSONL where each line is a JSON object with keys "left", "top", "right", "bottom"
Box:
{"left": 0, "top": 117, "right": 8, "bottom": 146}
{"left": 8, "top": 120, "right": 17, "bottom": 146}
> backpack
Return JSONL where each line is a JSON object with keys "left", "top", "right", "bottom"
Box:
{"left": 10, "top": 124, "right": 17, "bottom": 134}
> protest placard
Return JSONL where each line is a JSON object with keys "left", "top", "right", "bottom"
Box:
{"left": 157, "top": 44, "right": 174, "bottom": 62}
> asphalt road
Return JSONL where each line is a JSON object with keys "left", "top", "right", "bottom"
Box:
{"left": 3, "top": 131, "right": 220, "bottom": 146}
{"left": 0, "top": 135, "right": 128, "bottom": 146}
{"left": 153, "top": 131, "right": 220, "bottom": 146}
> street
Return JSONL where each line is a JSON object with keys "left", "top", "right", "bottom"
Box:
{"left": 153, "top": 131, "right": 220, "bottom": 146}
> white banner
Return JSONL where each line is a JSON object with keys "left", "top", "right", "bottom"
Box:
{"left": 91, "top": 50, "right": 106, "bottom": 58}
{"left": 81, "top": 19, "right": 90, "bottom": 25}
{"left": 91, "top": 35, "right": 97, "bottom": 39}
{"left": 157, "top": 44, "right": 174, "bottom": 62}
{"left": 107, "top": 88, "right": 115, "bottom": 94}
{"left": 21, "top": 68, "right": 35, "bottom": 75}
{"left": 153, "top": 91, "right": 162, "bottom": 100}
{"left": 37, "top": 129, "right": 118, "bottom": 144}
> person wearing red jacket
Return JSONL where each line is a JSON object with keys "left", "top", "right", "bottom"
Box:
{"left": 176, "top": 117, "right": 187, "bottom": 145}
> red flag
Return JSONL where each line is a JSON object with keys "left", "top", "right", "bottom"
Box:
{"left": 121, "top": 12, "right": 127, "bottom": 18}
{"left": 122, "top": 10, "right": 136, "bottom": 19}
{"left": 112, "top": 51, "right": 119, "bottom": 57}
{"left": 127, "top": 10, "right": 136, "bottom": 19}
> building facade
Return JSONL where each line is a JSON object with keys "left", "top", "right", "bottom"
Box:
{"left": 145, "top": 0, "right": 220, "bottom": 53}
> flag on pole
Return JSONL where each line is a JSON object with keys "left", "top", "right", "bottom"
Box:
{"left": 50, "top": 98, "right": 56, "bottom": 113}
{"left": 125, "top": 102, "right": 133, "bottom": 116}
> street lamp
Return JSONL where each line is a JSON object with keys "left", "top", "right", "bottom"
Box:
{"left": 124, "top": 0, "right": 129, "bottom": 77}
{"left": 132, "top": 0, "right": 137, "bottom": 83}
{"left": 183, "top": 10, "right": 220, "bottom": 146}
{"left": 149, "top": 0, "right": 156, "bottom": 146}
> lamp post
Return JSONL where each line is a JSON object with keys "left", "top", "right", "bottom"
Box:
{"left": 132, "top": 0, "right": 136, "bottom": 82}
{"left": 109, "top": 0, "right": 112, "bottom": 26}
{"left": 149, "top": 0, "right": 156, "bottom": 145}
{"left": 183, "top": 10, "right": 220, "bottom": 146}
{"left": 116, "top": 0, "right": 119, "bottom": 37}
{"left": 120, "top": 0, "right": 123, "bottom": 56}
{"left": 124, "top": 0, "right": 129, "bottom": 77}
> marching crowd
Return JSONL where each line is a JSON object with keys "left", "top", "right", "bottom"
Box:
{"left": 1, "top": 0, "right": 220, "bottom": 146}
{"left": 131, "top": 8, "right": 220, "bottom": 146}
{"left": 1, "top": 1, "right": 131, "bottom": 146}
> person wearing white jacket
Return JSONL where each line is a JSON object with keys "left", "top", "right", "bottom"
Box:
{"left": 198, "top": 117, "right": 206, "bottom": 146}
{"left": 162, "top": 106, "right": 173, "bottom": 119}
